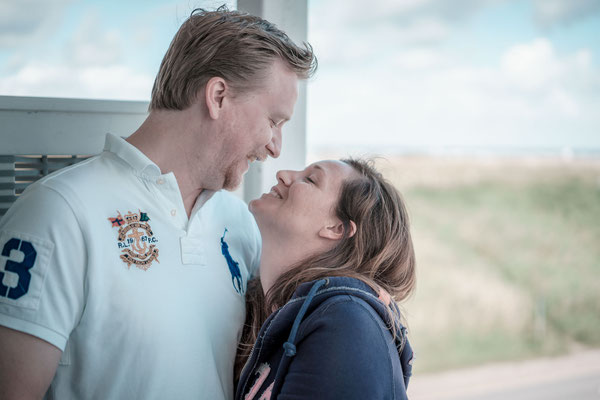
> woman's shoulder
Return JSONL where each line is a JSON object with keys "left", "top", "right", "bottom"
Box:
{"left": 289, "top": 278, "right": 390, "bottom": 345}
{"left": 287, "top": 277, "right": 391, "bottom": 332}
{"left": 303, "top": 288, "right": 392, "bottom": 339}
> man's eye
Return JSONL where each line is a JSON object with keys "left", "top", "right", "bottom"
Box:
{"left": 304, "top": 177, "right": 315, "bottom": 184}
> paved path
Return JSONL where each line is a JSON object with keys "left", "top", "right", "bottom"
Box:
{"left": 407, "top": 349, "right": 600, "bottom": 400}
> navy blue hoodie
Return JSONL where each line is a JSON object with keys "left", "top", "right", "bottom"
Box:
{"left": 236, "top": 276, "right": 414, "bottom": 400}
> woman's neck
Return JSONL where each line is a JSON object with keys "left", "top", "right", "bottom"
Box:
{"left": 259, "top": 236, "right": 317, "bottom": 295}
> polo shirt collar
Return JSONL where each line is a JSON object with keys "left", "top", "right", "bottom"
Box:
{"left": 103, "top": 133, "right": 162, "bottom": 177}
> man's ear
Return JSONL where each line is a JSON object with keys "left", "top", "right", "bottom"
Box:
{"left": 204, "top": 76, "right": 228, "bottom": 120}
{"left": 318, "top": 220, "right": 357, "bottom": 240}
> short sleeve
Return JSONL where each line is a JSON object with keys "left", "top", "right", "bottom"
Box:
{"left": 0, "top": 183, "right": 86, "bottom": 350}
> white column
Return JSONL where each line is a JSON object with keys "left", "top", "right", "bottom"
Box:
{"left": 236, "top": 0, "right": 309, "bottom": 203}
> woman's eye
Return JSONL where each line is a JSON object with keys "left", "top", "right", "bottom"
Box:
{"left": 304, "top": 177, "right": 315, "bottom": 184}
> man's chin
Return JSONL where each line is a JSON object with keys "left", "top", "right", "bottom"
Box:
{"left": 222, "top": 160, "right": 253, "bottom": 191}
{"left": 222, "top": 179, "right": 242, "bottom": 191}
{"left": 222, "top": 172, "right": 244, "bottom": 191}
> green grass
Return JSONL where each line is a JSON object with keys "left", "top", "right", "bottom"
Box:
{"left": 411, "top": 329, "right": 566, "bottom": 372}
{"left": 379, "top": 157, "right": 600, "bottom": 373}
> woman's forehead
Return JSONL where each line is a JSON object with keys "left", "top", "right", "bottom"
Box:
{"left": 302, "top": 161, "right": 357, "bottom": 189}
{"left": 306, "top": 160, "right": 348, "bottom": 173}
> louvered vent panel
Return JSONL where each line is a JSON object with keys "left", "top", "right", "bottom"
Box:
{"left": 0, "top": 155, "right": 90, "bottom": 219}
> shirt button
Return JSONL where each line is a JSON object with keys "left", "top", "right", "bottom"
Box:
{"left": 171, "top": 209, "right": 177, "bottom": 216}
{"left": 157, "top": 178, "right": 164, "bottom": 185}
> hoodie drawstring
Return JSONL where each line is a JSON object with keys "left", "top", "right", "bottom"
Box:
{"left": 282, "top": 279, "right": 328, "bottom": 357}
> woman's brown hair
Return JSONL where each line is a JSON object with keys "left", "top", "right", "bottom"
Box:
{"left": 234, "top": 158, "right": 416, "bottom": 380}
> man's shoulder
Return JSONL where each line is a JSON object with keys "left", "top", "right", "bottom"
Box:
{"left": 0, "top": 175, "right": 83, "bottom": 240}
{"left": 1, "top": 153, "right": 130, "bottom": 227}
{"left": 31, "top": 152, "right": 139, "bottom": 209}
{"left": 39, "top": 152, "right": 122, "bottom": 191}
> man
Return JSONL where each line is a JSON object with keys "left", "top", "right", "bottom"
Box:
{"left": 0, "top": 7, "right": 315, "bottom": 399}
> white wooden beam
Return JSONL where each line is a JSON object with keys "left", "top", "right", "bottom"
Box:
{"left": 237, "top": 0, "right": 309, "bottom": 202}
{"left": 0, "top": 96, "right": 148, "bottom": 155}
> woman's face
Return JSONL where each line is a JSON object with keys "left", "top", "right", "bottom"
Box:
{"left": 249, "top": 160, "right": 357, "bottom": 243}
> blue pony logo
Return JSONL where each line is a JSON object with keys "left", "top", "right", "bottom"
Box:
{"left": 220, "top": 228, "right": 243, "bottom": 294}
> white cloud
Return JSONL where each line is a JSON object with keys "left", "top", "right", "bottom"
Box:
{"left": 0, "top": 0, "right": 72, "bottom": 47}
{"left": 0, "top": 63, "right": 153, "bottom": 100}
{"left": 532, "top": 0, "right": 600, "bottom": 28}
{"left": 0, "top": 0, "right": 241, "bottom": 101}
{"left": 65, "top": 12, "right": 122, "bottom": 67}
{"left": 393, "top": 17, "right": 450, "bottom": 45}
{"left": 0, "top": 6, "right": 155, "bottom": 101}
{"left": 308, "top": 0, "right": 505, "bottom": 68}
{"left": 308, "top": 38, "right": 600, "bottom": 150}
{"left": 310, "top": 16, "right": 450, "bottom": 66}
{"left": 0, "top": 8, "right": 156, "bottom": 101}
{"left": 499, "top": 38, "right": 596, "bottom": 119}
{"left": 393, "top": 48, "right": 444, "bottom": 70}
{"left": 310, "top": 0, "right": 502, "bottom": 28}
{"left": 501, "top": 38, "right": 562, "bottom": 90}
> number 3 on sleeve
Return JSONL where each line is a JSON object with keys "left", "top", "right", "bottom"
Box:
{"left": 0, "top": 238, "right": 37, "bottom": 300}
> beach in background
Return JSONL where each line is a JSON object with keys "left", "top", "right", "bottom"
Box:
{"left": 310, "top": 151, "right": 600, "bottom": 374}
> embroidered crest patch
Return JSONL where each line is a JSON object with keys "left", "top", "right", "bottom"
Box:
{"left": 108, "top": 210, "right": 159, "bottom": 271}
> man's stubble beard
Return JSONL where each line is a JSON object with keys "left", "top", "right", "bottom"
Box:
{"left": 222, "top": 160, "right": 243, "bottom": 191}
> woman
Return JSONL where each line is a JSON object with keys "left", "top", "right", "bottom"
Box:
{"left": 235, "top": 158, "right": 416, "bottom": 400}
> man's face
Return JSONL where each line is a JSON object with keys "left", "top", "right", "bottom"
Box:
{"left": 219, "top": 60, "right": 299, "bottom": 190}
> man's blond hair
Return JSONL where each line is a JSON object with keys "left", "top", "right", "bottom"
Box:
{"left": 150, "top": 6, "right": 317, "bottom": 111}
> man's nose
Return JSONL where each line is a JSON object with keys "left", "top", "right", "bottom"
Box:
{"left": 266, "top": 128, "right": 282, "bottom": 159}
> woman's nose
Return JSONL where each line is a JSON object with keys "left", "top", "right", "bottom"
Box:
{"left": 276, "top": 169, "right": 293, "bottom": 186}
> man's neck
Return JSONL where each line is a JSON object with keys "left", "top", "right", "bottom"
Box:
{"left": 126, "top": 110, "right": 209, "bottom": 218}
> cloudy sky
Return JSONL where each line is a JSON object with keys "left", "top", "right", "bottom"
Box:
{"left": 1, "top": 0, "right": 599, "bottom": 152}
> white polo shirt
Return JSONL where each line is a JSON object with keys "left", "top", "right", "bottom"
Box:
{"left": 0, "top": 134, "right": 261, "bottom": 400}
